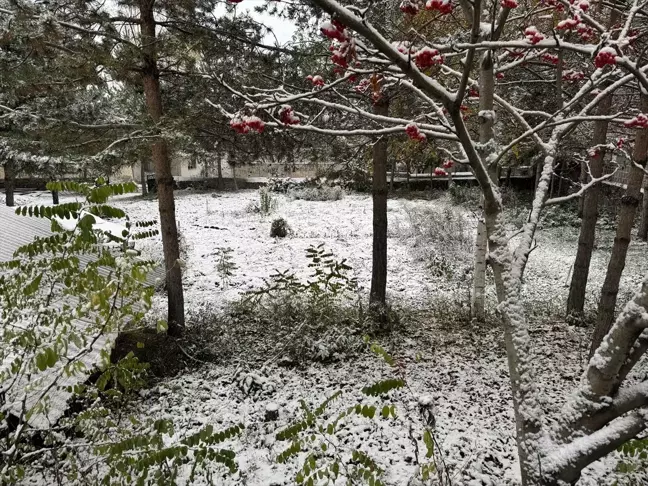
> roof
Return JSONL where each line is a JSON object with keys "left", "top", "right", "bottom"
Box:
{"left": 0, "top": 204, "right": 163, "bottom": 429}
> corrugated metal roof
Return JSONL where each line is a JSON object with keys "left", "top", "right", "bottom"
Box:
{"left": 0, "top": 204, "right": 163, "bottom": 429}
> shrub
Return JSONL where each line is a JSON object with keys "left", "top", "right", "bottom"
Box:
{"left": 215, "top": 247, "right": 237, "bottom": 287}
{"left": 270, "top": 217, "right": 290, "bottom": 237}
{"left": 198, "top": 246, "right": 368, "bottom": 364}
{"left": 246, "top": 187, "right": 277, "bottom": 215}
{"left": 289, "top": 185, "right": 345, "bottom": 201}
{"left": 448, "top": 183, "right": 481, "bottom": 206}
{"left": 403, "top": 203, "right": 473, "bottom": 280}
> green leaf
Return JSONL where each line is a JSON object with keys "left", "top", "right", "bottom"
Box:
{"left": 156, "top": 320, "right": 168, "bottom": 333}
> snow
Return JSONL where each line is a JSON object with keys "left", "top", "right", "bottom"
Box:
{"left": 12, "top": 188, "right": 648, "bottom": 485}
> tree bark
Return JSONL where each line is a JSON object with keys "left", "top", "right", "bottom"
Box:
{"left": 370, "top": 98, "right": 389, "bottom": 306}
{"left": 139, "top": 0, "right": 185, "bottom": 336}
{"left": 590, "top": 93, "right": 648, "bottom": 357}
{"left": 51, "top": 189, "right": 59, "bottom": 205}
{"left": 4, "top": 160, "right": 15, "bottom": 207}
{"left": 567, "top": 92, "right": 613, "bottom": 315}
{"left": 638, "top": 176, "right": 648, "bottom": 240}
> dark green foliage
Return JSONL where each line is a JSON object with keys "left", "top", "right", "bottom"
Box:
{"left": 270, "top": 217, "right": 290, "bottom": 238}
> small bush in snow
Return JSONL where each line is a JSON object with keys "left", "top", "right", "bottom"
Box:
{"left": 247, "top": 187, "right": 277, "bottom": 215}
{"left": 448, "top": 184, "right": 481, "bottom": 206}
{"left": 404, "top": 203, "right": 473, "bottom": 280}
{"left": 289, "top": 184, "right": 345, "bottom": 201}
{"left": 218, "top": 245, "right": 366, "bottom": 364}
{"left": 270, "top": 217, "right": 290, "bottom": 238}
{"left": 215, "top": 247, "right": 237, "bottom": 288}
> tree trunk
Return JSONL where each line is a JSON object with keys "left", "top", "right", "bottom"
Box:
{"left": 139, "top": 0, "right": 185, "bottom": 336}
{"left": 51, "top": 189, "right": 59, "bottom": 205}
{"left": 590, "top": 93, "right": 648, "bottom": 356}
{"left": 232, "top": 163, "right": 238, "bottom": 190}
{"left": 217, "top": 156, "right": 223, "bottom": 190}
{"left": 472, "top": 218, "right": 487, "bottom": 319}
{"left": 140, "top": 161, "right": 148, "bottom": 196}
{"left": 567, "top": 92, "right": 613, "bottom": 315}
{"left": 638, "top": 176, "right": 648, "bottom": 240}
{"left": 370, "top": 98, "right": 389, "bottom": 306}
{"left": 4, "top": 160, "right": 15, "bottom": 207}
{"left": 472, "top": 50, "right": 497, "bottom": 317}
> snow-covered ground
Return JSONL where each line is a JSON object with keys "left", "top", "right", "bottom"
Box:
{"left": 11, "top": 188, "right": 648, "bottom": 485}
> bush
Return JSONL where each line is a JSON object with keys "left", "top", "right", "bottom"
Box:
{"left": 403, "top": 203, "right": 473, "bottom": 280}
{"left": 289, "top": 185, "right": 345, "bottom": 201}
{"left": 448, "top": 184, "right": 481, "bottom": 206}
{"left": 270, "top": 217, "right": 290, "bottom": 238}
{"left": 190, "top": 246, "right": 379, "bottom": 365}
{"left": 246, "top": 187, "right": 277, "bottom": 215}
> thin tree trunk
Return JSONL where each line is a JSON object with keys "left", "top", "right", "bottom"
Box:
{"left": 140, "top": 161, "right": 148, "bottom": 196}
{"left": 567, "top": 92, "right": 613, "bottom": 315}
{"left": 217, "top": 156, "right": 223, "bottom": 190}
{"left": 139, "top": 0, "right": 184, "bottom": 336}
{"left": 590, "top": 93, "right": 648, "bottom": 356}
{"left": 638, "top": 176, "right": 648, "bottom": 240}
{"left": 472, "top": 50, "right": 497, "bottom": 317}
{"left": 472, "top": 218, "right": 487, "bottom": 319}
{"left": 370, "top": 98, "right": 389, "bottom": 307}
{"left": 232, "top": 163, "right": 238, "bottom": 190}
{"left": 51, "top": 189, "right": 59, "bottom": 205}
{"left": 4, "top": 160, "right": 15, "bottom": 207}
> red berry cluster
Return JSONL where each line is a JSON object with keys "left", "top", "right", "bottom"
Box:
{"left": 306, "top": 75, "right": 325, "bottom": 87}
{"left": 406, "top": 123, "right": 427, "bottom": 142}
{"left": 414, "top": 47, "right": 444, "bottom": 70}
{"left": 500, "top": 0, "right": 518, "bottom": 8}
{"left": 624, "top": 114, "right": 648, "bottom": 129}
{"left": 400, "top": 0, "right": 420, "bottom": 15}
{"left": 524, "top": 26, "right": 545, "bottom": 44}
{"left": 426, "top": 0, "right": 453, "bottom": 14}
{"left": 562, "top": 70, "right": 585, "bottom": 82}
{"left": 541, "top": 53, "right": 559, "bottom": 65}
{"left": 278, "top": 106, "right": 300, "bottom": 125}
{"left": 230, "top": 116, "right": 265, "bottom": 134}
{"left": 557, "top": 18, "right": 579, "bottom": 30}
{"left": 594, "top": 48, "right": 617, "bottom": 68}
{"left": 434, "top": 167, "right": 448, "bottom": 176}
{"left": 320, "top": 20, "right": 348, "bottom": 42}
{"left": 442, "top": 160, "right": 454, "bottom": 169}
